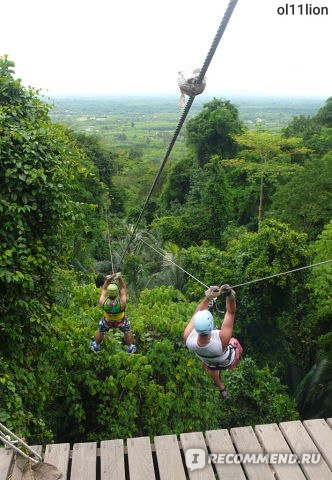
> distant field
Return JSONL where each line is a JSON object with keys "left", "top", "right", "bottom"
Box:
{"left": 49, "top": 95, "right": 324, "bottom": 163}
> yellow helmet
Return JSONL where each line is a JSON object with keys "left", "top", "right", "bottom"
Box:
{"left": 106, "top": 283, "right": 119, "bottom": 298}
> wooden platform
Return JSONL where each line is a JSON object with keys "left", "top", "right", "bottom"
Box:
{"left": 1, "top": 419, "right": 332, "bottom": 480}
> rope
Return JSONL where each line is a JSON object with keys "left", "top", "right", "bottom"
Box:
{"left": 230, "top": 259, "right": 332, "bottom": 289}
{"left": 139, "top": 236, "right": 209, "bottom": 288}
{"left": 107, "top": 224, "right": 115, "bottom": 274}
{"left": 139, "top": 236, "right": 332, "bottom": 292}
{"left": 119, "top": 0, "right": 239, "bottom": 265}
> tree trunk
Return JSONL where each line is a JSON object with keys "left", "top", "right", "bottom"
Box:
{"left": 258, "top": 175, "right": 264, "bottom": 225}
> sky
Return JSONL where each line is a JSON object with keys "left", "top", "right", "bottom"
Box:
{"left": 1, "top": 0, "right": 331, "bottom": 99}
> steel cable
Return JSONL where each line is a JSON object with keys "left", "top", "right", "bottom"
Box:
{"left": 119, "top": 0, "right": 239, "bottom": 265}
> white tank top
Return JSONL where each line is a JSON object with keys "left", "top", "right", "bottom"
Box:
{"left": 186, "top": 329, "right": 235, "bottom": 368}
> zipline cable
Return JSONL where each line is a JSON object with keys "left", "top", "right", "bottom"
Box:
{"left": 107, "top": 223, "right": 115, "bottom": 274}
{"left": 230, "top": 259, "right": 332, "bottom": 289}
{"left": 139, "top": 235, "right": 332, "bottom": 291}
{"left": 119, "top": 0, "right": 239, "bottom": 265}
{"left": 139, "top": 236, "right": 209, "bottom": 289}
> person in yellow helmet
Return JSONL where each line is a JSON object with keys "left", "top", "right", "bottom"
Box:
{"left": 90, "top": 272, "right": 136, "bottom": 353}
{"left": 183, "top": 284, "right": 242, "bottom": 401}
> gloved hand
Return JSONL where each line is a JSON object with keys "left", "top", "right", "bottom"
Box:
{"left": 114, "top": 272, "right": 122, "bottom": 280}
{"left": 220, "top": 284, "right": 236, "bottom": 298}
{"left": 106, "top": 273, "right": 116, "bottom": 281}
{"left": 205, "top": 286, "right": 221, "bottom": 300}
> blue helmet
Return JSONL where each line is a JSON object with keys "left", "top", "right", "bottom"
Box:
{"left": 193, "top": 310, "right": 214, "bottom": 335}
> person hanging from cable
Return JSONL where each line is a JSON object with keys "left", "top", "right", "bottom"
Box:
{"left": 90, "top": 272, "right": 137, "bottom": 354}
{"left": 183, "top": 284, "right": 242, "bottom": 401}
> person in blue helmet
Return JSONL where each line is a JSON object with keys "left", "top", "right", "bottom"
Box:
{"left": 183, "top": 284, "right": 242, "bottom": 401}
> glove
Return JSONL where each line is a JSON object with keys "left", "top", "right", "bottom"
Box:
{"left": 106, "top": 274, "right": 116, "bottom": 281}
{"left": 114, "top": 272, "right": 122, "bottom": 280}
{"left": 205, "top": 286, "right": 221, "bottom": 300}
{"left": 220, "top": 284, "right": 236, "bottom": 298}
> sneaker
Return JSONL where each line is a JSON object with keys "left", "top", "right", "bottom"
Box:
{"left": 90, "top": 341, "right": 100, "bottom": 353}
{"left": 220, "top": 388, "right": 231, "bottom": 402}
{"left": 126, "top": 344, "right": 137, "bottom": 354}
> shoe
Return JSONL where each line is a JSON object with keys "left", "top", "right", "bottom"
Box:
{"left": 220, "top": 388, "right": 231, "bottom": 402}
{"left": 90, "top": 341, "right": 100, "bottom": 353}
{"left": 126, "top": 344, "right": 137, "bottom": 354}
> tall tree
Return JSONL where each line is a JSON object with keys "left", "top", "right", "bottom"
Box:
{"left": 72, "top": 132, "right": 124, "bottom": 214}
{"left": 283, "top": 99, "right": 332, "bottom": 157}
{"left": 226, "top": 130, "right": 307, "bottom": 226}
{"left": 185, "top": 98, "right": 243, "bottom": 166}
{"left": 159, "top": 155, "right": 194, "bottom": 213}
{"left": 314, "top": 96, "right": 332, "bottom": 128}
{"left": 271, "top": 153, "right": 332, "bottom": 239}
{"left": 296, "top": 221, "right": 332, "bottom": 418}
{"left": 153, "top": 157, "right": 233, "bottom": 247}
{"left": 0, "top": 56, "right": 90, "bottom": 350}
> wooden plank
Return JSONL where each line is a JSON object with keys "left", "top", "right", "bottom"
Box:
{"left": 180, "top": 431, "right": 215, "bottom": 480}
{"left": 154, "top": 434, "right": 186, "bottom": 480}
{"left": 230, "top": 426, "right": 275, "bottom": 480}
{"left": 127, "top": 436, "right": 155, "bottom": 480}
{"left": 303, "top": 419, "right": 332, "bottom": 470}
{"left": 100, "top": 439, "right": 125, "bottom": 480}
{"left": 0, "top": 447, "right": 14, "bottom": 480}
{"left": 280, "top": 420, "right": 332, "bottom": 480}
{"left": 44, "top": 443, "right": 70, "bottom": 479}
{"left": 70, "top": 442, "right": 96, "bottom": 480}
{"left": 327, "top": 418, "right": 332, "bottom": 429}
{"left": 11, "top": 445, "right": 43, "bottom": 480}
{"left": 205, "top": 429, "right": 246, "bottom": 480}
{"left": 255, "top": 423, "right": 306, "bottom": 480}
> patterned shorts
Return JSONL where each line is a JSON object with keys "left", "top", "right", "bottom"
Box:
{"left": 98, "top": 315, "right": 131, "bottom": 334}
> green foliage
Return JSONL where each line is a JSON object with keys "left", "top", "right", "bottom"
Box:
{"left": 159, "top": 155, "right": 194, "bottom": 212}
{"left": 72, "top": 132, "right": 124, "bottom": 214}
{"left": 186, "top": 98, "right": 244, "bottom": 165}
{"left": 283, "top": 114, "right": 321, "bottom": 142}
{"left": 314, "top": 96, "right": 332, "bottom": 128}
{"left": 308, "top": 221, "right": 332, "bottom": 325}
{"left": 149, "top": 242, "right": 188, "bottom": 291}
{"left": 226, "top": 130, "right": 307, "bottom": 225}
{"left": 283, "top": 98, "right": 332, "bottom": 156}
{"left": 302, "top": 219, "right": 332, "bottom": 383}
{"left": 0, "top": 350, "right": 55, "bottom": 443}
{"left": 0, "top": 58, "right": 116, "bottom": 441}
{"left": 295, "top": 353, "right": 332, "bottom": 419}
{"left": 0, "top": 275, "right": 299, "bottom": 443}
{"left": 154, "top": 157, "right": 233, "bottom": 246}
{"left": 151, "top": 215, "right": 197, "bottom": 248}
{"left": 220, "top": 357, "right": 299, "bottom": 427}
{"left": 9, "top": 282, "right": 295, "bottom": 442}
{"left": 271, "top": 154, "right": 332, "bottom": 239}
{"left": 0, "top": 56, "right": 86, "bottom": 350}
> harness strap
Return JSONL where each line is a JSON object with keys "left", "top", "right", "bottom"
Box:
{"left": 197, "top": 345, "right": 234, "bottom": 361}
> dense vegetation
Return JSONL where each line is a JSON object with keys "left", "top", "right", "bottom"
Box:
{"left": 0, "top": 56, "right": 331, "bottom": 444}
